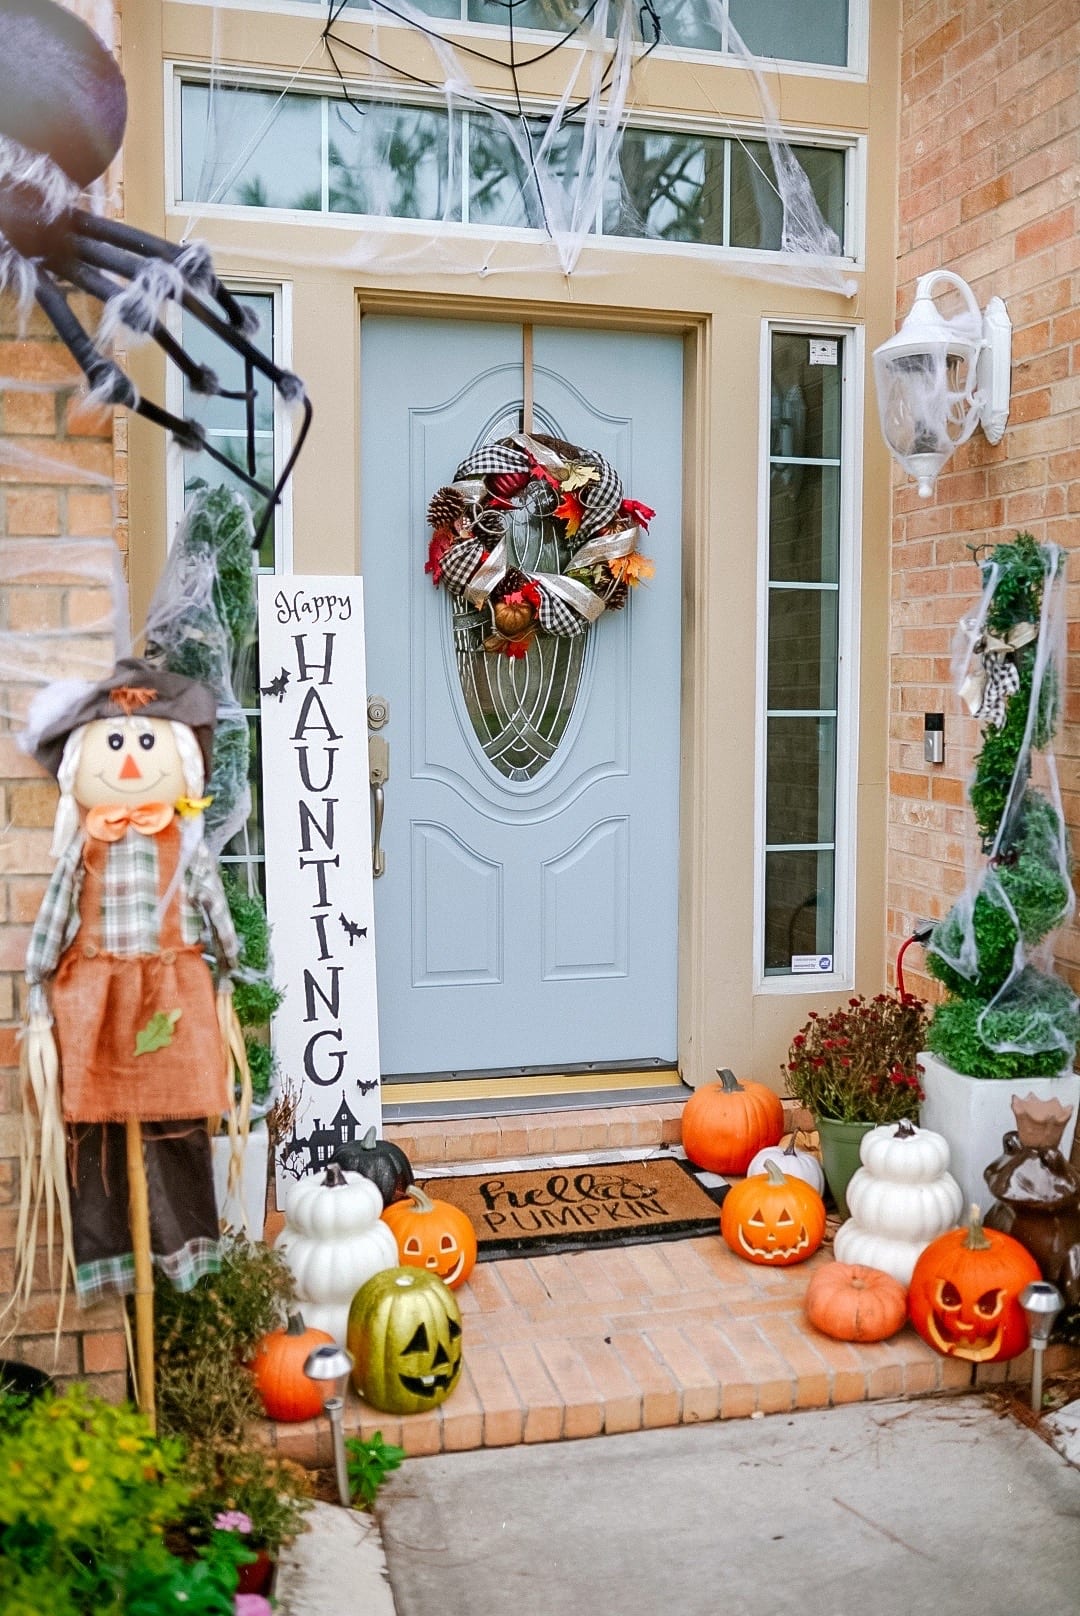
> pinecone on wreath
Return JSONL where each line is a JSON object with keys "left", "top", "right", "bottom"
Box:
{"left": 605, "top": 582, "right": 630, "bottom": 611}
{"left": 427, "top": 485, "right": 467, "bottom": 529}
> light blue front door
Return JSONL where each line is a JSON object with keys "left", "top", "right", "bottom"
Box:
{"left": 361, "top": 317, "right": 682, "bottom": 1080}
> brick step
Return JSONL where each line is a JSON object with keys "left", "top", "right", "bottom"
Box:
{"left": 263, "top": 1227, "right": 1074, "bottom": 1467}
{"left": 384, "top": 1101, "right": 689, "bottom": 1169}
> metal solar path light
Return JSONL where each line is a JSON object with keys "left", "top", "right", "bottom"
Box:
{"left": 1019, "top": 1281, "right": 1063, "bottom": 1413}
{"left": 303, "top": 1343, "right": 355, "bottom": 1506}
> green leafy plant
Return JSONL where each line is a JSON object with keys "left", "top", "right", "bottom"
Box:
{"left": 784, "top": 994, "right": 927, "bottom": 1124}
{"left": 122, "top": 1530, "right": 254, "bottom": 1616}
{"left": 345, "top": 1431, "right": 406, "bottom": 1509}
{"left": 0, "top": 1386, "right": 191, "bottom": 1613}
{"left": 223, "top": 871, "right": 285, "bottom": 1105}
{"left": 926, "top": 534, "right": 1077, "bottom": 1079}
{"left": 154, "top": 1234, "right": 295, "bottom": 1442}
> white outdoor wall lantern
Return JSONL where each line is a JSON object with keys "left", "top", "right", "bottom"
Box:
{"left": 872, "top": 270, "right": 1012, "bottom": 498}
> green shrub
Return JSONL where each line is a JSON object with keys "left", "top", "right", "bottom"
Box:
{"left": 926, "top": 969, "right": 1080, "bottom": 1080}
{"left": 154, "top": 1235, "right": 295, "bottom": 1442}
{"left": 178, "top": 1441, "right": 312, "bottom": 1556}
{"left": 0, "top": 1386, "right": 191, "bottom": 1613}
{"left": 927, "top": 536, "right": 1076, "bottom": 1078}
{"left": 346, "top": 1431, "right": 406, "bottom": 1510}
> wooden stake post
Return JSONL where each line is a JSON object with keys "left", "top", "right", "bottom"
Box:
{"left": 125, "top": 1118, "right": 156, "bottom": 1430}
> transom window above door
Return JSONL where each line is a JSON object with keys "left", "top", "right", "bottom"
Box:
{"left": 177, "top": 80, "right": 850, "bottom": 254}
{"left": 250, "top": 0, "right": 854, "bottom": 70}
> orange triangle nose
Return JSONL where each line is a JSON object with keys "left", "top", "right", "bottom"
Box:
{"left": 118, "top": 752, "right": 142, "bottom": 780}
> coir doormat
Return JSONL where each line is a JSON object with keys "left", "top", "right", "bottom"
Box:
{"left": 420, "top": 1156, "right": 726, "bottom": 1260}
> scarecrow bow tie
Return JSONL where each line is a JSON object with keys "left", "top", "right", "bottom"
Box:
{"left": 84, "top": 802, "right": 175, "bottom": 842}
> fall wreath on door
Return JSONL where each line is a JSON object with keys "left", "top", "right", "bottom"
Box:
{"left": 424, "top": 432, "right": 655, "bottom": 659}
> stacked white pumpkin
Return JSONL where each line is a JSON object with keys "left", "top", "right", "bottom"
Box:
{"left": 834, "top": 1118, "right": 962, "bottom": 1287}
{"left": 276, "top": 1162, "right": 398, "bottom": 1346}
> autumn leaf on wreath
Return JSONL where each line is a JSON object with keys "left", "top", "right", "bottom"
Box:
{"left": 560, "top": 462, "right": 600, "bottom": 493}
{"left": 609, "top": 551, "right": 656, "bottom": 587}
{"left": 553, "top": 489, "right": 586, "bottom": 536}
{"left": 134, "top": 1008, "right": 182, "bottom": 1056}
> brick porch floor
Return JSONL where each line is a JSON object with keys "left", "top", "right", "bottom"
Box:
{"left": 264, "top": 1104, "right": 1073, "bottom": 1466}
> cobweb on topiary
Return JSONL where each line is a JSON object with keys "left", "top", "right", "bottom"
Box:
{"left": 926, "top": 534, "right": 1078, "bottom": 1077}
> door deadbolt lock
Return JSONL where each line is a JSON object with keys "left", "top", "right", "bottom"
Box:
{"left": 368, "top": 695, "right": 389, "bottom": 730}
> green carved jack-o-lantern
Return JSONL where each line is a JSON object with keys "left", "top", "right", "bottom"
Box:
{"left": 347, "top": 1266, "right": 463, "bottom": 1415}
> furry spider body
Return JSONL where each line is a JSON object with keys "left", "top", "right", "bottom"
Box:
{"left": 0, "top": 0, "right": 311, "bottom": 546}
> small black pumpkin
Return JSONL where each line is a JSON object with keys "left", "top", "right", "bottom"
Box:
{"left": 330, "top": 1126, "right": 414, "bottom": 1207}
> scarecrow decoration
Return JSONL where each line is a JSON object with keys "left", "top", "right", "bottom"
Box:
{"left": 14, "top": 658, "right": 249, "bottom": 1421}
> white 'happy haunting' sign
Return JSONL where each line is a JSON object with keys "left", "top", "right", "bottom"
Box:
{"left": 257, "top": 576, "right": 380, "bottom": 1187}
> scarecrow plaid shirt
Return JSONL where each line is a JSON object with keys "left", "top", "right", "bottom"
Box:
{"left": 26, "top": 829, "right": 239, "bottom": 987}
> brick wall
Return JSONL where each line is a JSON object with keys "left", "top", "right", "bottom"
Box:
{"left": 888, "top": 0, "right": 1080, "bottom": 1004}
{"left": 0, "top": 311, "right": 128, "bottom": 1393}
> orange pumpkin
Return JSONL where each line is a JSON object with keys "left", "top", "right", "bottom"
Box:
{"left": 805, "top": 1262, "right": 908, "bottom": 1342}
{"left": 382, "top": 1186, "right": 478, "bottom": 1290}
{"left": 908, "top": 1204, "right": 1041, "bottom": 1363}
{"left": 250, "top": 1312, "right": 335, "bottom": 1422}
{"left": 682, "top": 1067, "right": 785, "bottom": 1174}
{"left": 720, "top": 1161, "right": 826, "bottom": 1266}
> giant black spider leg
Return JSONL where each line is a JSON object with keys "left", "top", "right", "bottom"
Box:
{"left": 31, "top": 267, "right": 137, "bottom": 410}
{"left": 63, "top": 224, "right": 312, "bottom": 548}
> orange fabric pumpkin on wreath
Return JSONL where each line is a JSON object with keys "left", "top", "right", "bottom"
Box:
{"left": 804, "top": 1262, "right": 908, "bottom": 1342}
{"left": 720, "top": 1161, "right": 826, "bottom": 1267}
{"left": 250, "top": 1311, "right": 335, "bottom": 1422}
{"left": 682, "top": 1067, "right": 785, "bottom": 1175}
{"left": 382, "top": 1186, "right": 478, "bottom": 1290}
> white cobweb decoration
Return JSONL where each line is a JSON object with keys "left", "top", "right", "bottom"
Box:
{"left": 179, "top": 0, "right": 857, "bottom": 295}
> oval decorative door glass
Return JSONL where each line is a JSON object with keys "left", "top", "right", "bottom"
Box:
{"left": 453, "top": 500, "right": 588, "bottom": 782}
{"left": 424, "top": 432, "right": 655, "bottom": 782}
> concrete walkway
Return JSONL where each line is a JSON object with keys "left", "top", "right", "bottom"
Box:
{"left": 285, "top": 1399, "right": 1080, "bottom": 1616}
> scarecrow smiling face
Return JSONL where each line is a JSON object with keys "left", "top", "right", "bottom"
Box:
{"left": 74, "top": 716, "right": 186, "bottom": 808}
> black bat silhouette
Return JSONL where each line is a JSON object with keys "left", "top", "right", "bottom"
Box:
{"left": 356, "top": 1078, "right": 378, "bottom": 1097}
{"left": 260, "top": 667, "right": 290, "bottom": 701}
{"left": 339, "top": 911, "right": 368, "bottom": 945}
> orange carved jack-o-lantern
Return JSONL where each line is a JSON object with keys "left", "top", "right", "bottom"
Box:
{"left": 908, "top": 1205, "right": 1041, "bottom": 1362}
{"left": 382, "top": 1186, "right": 477, "bottom": 1290}
{"left": 720, "top": 1161, "right": 826, "bottom": 1267}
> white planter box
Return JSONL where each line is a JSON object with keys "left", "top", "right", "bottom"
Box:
{"left": 918, "top": 1051, "right": 1080, "bottom": 1214}
{"left": 212, "top": 1125, "right": 270, "bottom": 1242}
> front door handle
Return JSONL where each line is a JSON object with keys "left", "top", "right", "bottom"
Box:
{"left": 369, "top": 733, "right": 389, "bottom": 878}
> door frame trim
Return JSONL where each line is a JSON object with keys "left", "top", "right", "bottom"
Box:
{"left": 357, "top": 290, "right": 712, "bottom": 1089}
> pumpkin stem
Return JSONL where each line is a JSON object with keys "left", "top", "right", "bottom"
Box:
{"left": 964, "top": 1203, "right": 992, "bottom": 1251}
{"left": 894, "top": 1118, "right": 917, "bottom": 1140}
{"left": 764, "top": 1160, "right": 789, "bottom": 1186}
{"left": 286, "top": 1312, "right": 307, "bottom": 1336}
{"left": 405, "top": 1185, "right": 436, "bottom": 1214}
{"left": 361, "top": 1126, "right": 378, "bottom": 1150}
{"left": 716, "top": 1067, "right": 745, "bottom": 1094}
{"left": 323, "top": 1162, "right": 347, "bottom": 1188}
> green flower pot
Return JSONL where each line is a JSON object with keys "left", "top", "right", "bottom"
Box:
{"left": 815, "top": 1116, "right": 875, "bottom": 1219}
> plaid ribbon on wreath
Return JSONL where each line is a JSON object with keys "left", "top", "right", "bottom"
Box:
{"left": 974, "top": 651, "right": 1020, "bottom": 729}
{"left": 536, "top": 586, "right": 589, "bottom": 637}
{"left": 574, "top": 452, "right": 623, "bottom": 540}
{"left": 437, "top": 540, "right": 487, "bottom": 594}
{"left": 455, "top": 442, "right": 531, "bottom": 480}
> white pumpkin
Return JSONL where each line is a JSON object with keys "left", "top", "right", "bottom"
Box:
{"left": 275, "top": 1164, "right": 398, "bottom": 1345}
{"left": 859, "top": 1118, "right": 951, "bottom": 1183}
{"left": 832, "top": 1222, "right": 923, "bottom": 1288}
{"left": 745, "top": 1134, "right": 826, "bottom": 1196}
{"left": 833, "top": 1117, "right": 962, "bottom": 1288}
{"left": 845, "top": 1169, "right": 963, "bottom": 1243}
